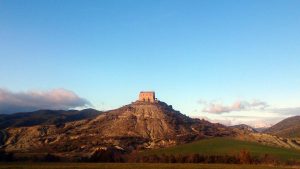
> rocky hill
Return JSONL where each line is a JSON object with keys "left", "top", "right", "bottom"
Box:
{"left": 0, "top": 109, "right": 101, "bottom": 129}
{"left": 0, "top": 101, "right": 234, "bottom": 159}
{"left": 230, "top": 124, "right": 258, "bottom": 133}
{"left": 229, "top": 124, "right": 300, "bottom": 150}
{"left": 264, "top": 116, "right": 300, "bottom": 138}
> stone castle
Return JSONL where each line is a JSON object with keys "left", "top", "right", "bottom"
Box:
{"left": 138, "top": 91, "right": 157, "bottom": 103}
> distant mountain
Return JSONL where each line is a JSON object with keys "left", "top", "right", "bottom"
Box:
{"left": 0, "top": 109, "right": 101, "bottom": 129}
{"left": 230, "top": 124, "right": 257, "bottom": 133}
{"left": 254, "top": 127, "right": 269, "bottom": 133}
{"left": 264, "top": 116, "right": 300, "bottom": 138}
{"left": 1, "top": 101, "right": 234, "bottom": 160}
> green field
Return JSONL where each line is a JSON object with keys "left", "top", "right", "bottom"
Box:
{"left": 140, "top": 137, "right": 300, "bottom": 161}
{"left": 0, "top": 163, "right": 296, "bottom": 169}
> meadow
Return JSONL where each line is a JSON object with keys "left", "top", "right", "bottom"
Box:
{"left": 0, "top": 163, "right": 297, "bottom": 169}
{"left": 139, "top": 137, "right": 300, "bottom": 161}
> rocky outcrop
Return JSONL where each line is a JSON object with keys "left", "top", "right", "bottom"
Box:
{"left": 230, "top": 124, "right": 258, "bottom": 133}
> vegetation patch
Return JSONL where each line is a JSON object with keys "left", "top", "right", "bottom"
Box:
{"left": 0, "top": 163, "right": 297, "bottom": 169}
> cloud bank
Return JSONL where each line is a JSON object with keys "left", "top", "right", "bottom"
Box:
{"left": 272, "top": 107, "right": 300, "bottom": 116}
{"left": 196, "top": 98, "right": 300, "bottom": 128}
{"left": 0, "top": 88, "right": 91, "bottom": 114}
{"left": 201, "top": 100, "right": 269, "bottom": 114}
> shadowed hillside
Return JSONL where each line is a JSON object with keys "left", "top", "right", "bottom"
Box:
{"left": 0, "top": 109, "right": 101, "bottom": 129}
{"left": 265, "top": 116, "right": 300, "bottom": 138}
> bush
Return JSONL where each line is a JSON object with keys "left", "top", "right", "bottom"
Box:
{"left": 237, "top": 149, "right": 252, "bottom": 164}
{"left": 0, "top": 150, "right": 14, "bottom": 161}
{"left": 43, "top": 153, "right": 60, "bottom": 162}
{"left": 88, "top": 147, "right": 124, "bottom": 162}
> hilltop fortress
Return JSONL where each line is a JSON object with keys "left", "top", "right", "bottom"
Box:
{"left": 138, "top": 91, "right": 157, "bottom": 103}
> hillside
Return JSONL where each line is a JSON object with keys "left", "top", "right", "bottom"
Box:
{"left": 0, "top": 109, "right": 101, "bottom": 129}
{"left": 230, "top": 124, "right": 257, "bottom": 133}
{"left": 264, "top": 116, "right": 300, "bottom": 138}
{"left": 0, "top": 101, "right": 234, "bottom": 159}
{"left": 139, "top": 137, "right": 300, "bottom": 161}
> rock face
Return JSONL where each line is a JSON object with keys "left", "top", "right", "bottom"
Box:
{"left": 0, "top": 101, "right": 234, "bottom": 158}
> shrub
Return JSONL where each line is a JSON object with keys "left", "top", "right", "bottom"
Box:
{"left": 237, "top": 149, "right": 252, "bottom": 164}
{"left": 89, "top": 148, "right": 124, "bottom": 162}
{"left": 43, "top": 153, "right": 60, "bottom": 162}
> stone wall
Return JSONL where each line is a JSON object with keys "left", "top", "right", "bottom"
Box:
{"left": 138, "top": 91, "right": 156, "bottom": 103}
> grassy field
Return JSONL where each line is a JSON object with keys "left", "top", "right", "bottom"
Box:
{"left": 140, "top": 137, "right": 300, "bottom": 161}
{"left": 0, "top": 163, "right": 297, "bottom": 169}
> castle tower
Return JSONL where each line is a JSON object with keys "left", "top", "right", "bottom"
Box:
{"left": 138, "top": 91, "right": 156, "bottom": 103}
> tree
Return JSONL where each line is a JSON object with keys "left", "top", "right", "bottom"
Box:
{"left": 238, "top": 149, "right": 252, "bottom": 164}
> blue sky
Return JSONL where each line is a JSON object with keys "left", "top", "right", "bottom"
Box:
{"left": 1, "top": 0, "right": 300, "bottom": 127}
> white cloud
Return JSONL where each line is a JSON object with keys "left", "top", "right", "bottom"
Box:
{"left": 271, "top": 107, "right": 300, "bottom": 116}
{"left": 200, "top": 100, "right": 269, "bottom": 114}
{"left": 194, "top": 112, "right": 280, "bottom": 128}
{"left": 0, "top": 88, "right": 91, "bottom": 114}
{"left": 195, "top": 99, "right": 298, "bottom": 128}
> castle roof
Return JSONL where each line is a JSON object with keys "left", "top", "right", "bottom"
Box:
{"left": 140, "top": 91, "right": 155, "bottom": 93}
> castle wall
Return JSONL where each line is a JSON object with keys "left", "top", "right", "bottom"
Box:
{"left": 139, "top": 91, "right": 155, "bottom": 103}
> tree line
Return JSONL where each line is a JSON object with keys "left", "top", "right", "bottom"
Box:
{"left": 0, "top": 149, "right": 299, "bottom": 166}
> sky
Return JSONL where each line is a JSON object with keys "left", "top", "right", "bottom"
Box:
{"left": 1, "top": 0, "right": 300, "bottom": 127}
